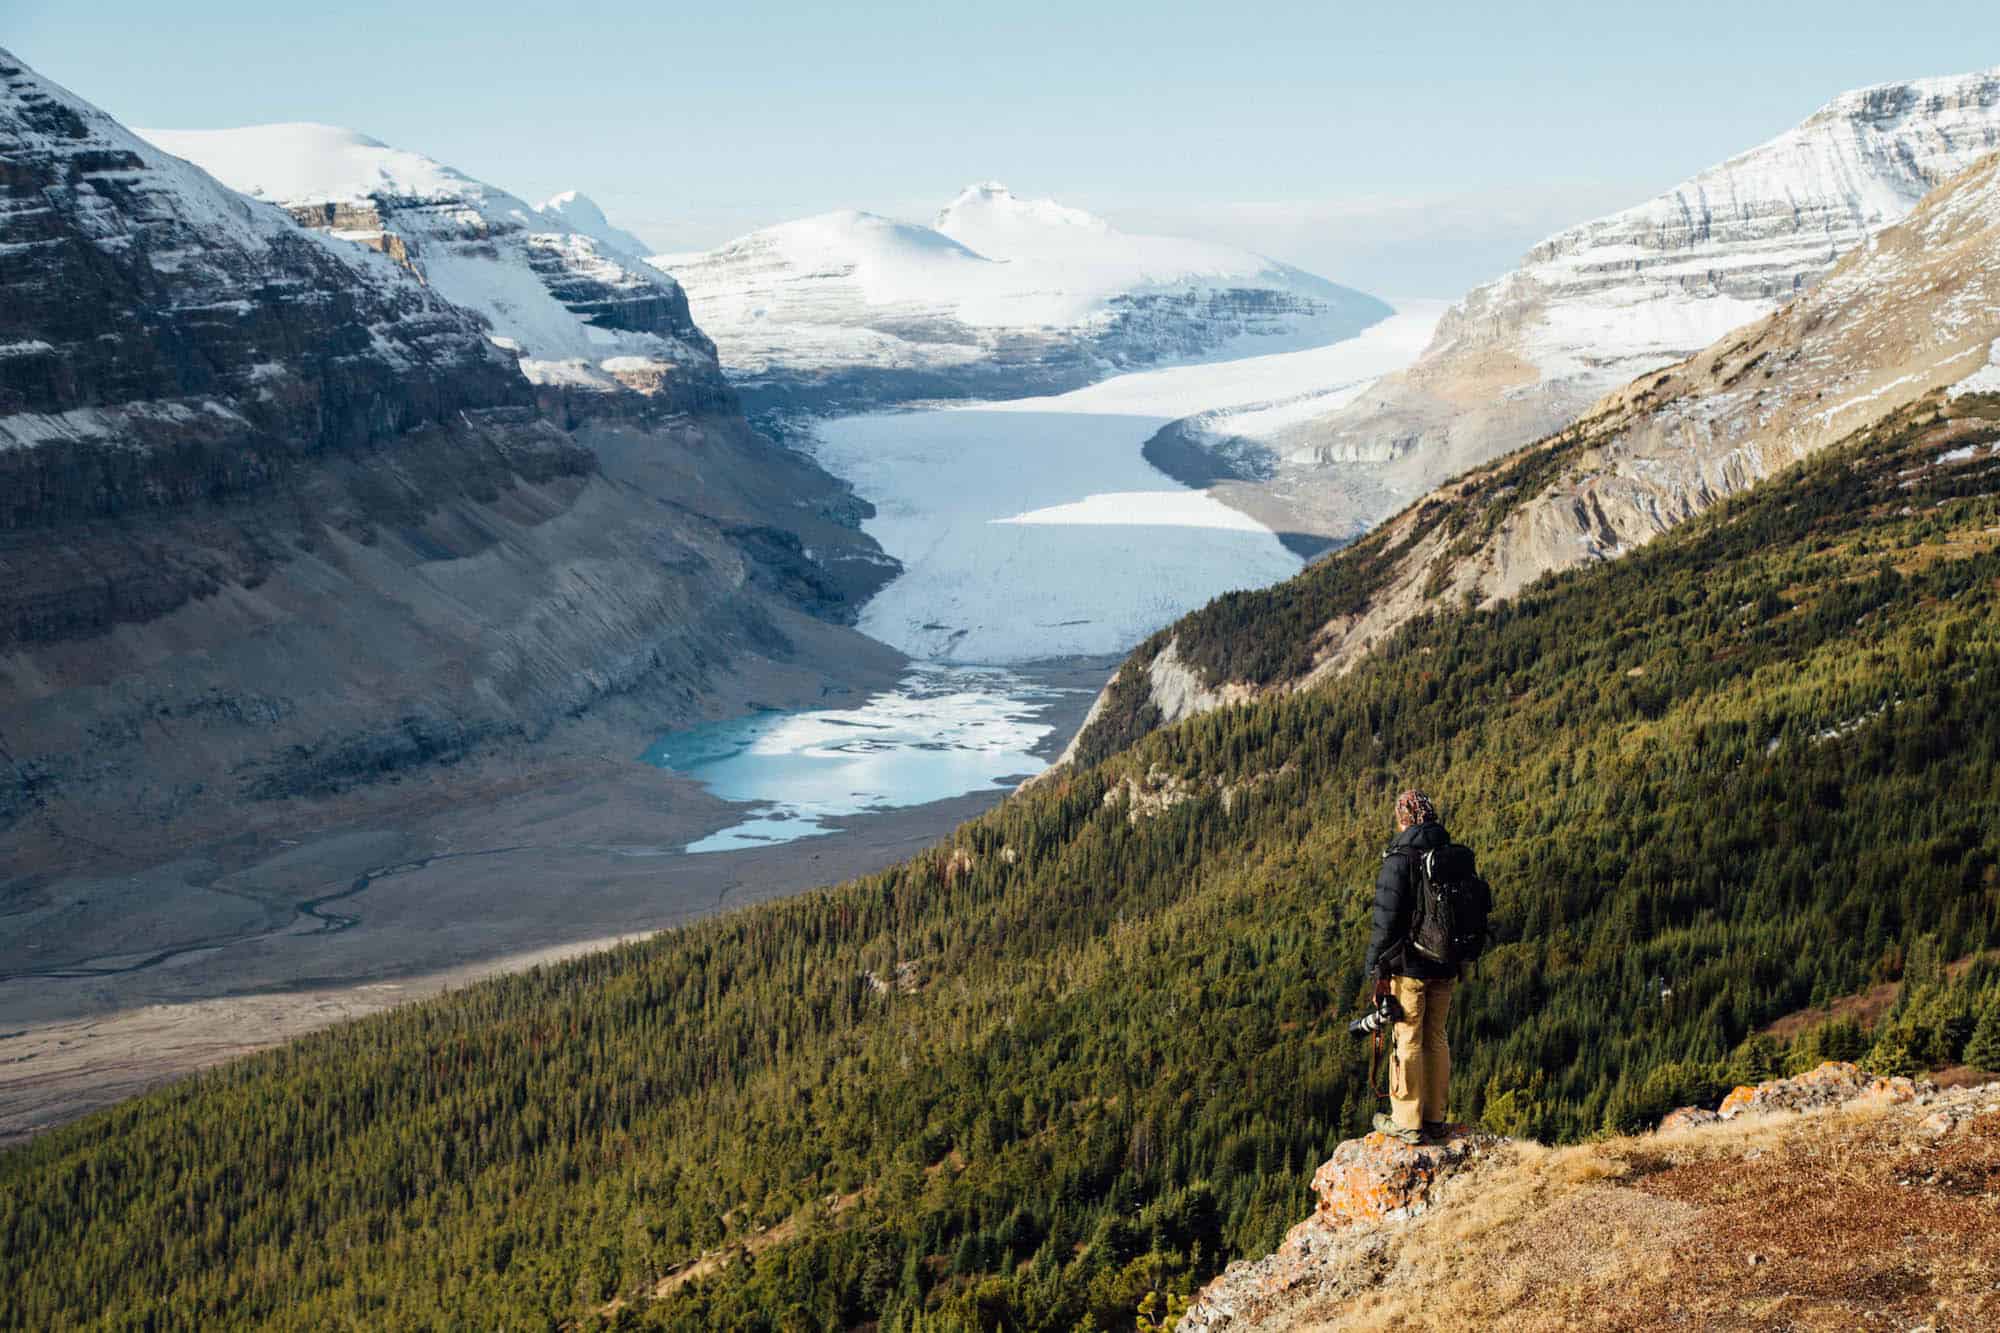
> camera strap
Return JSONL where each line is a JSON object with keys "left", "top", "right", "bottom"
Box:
{"left": 1370, "top": 976, "right": 1392, "bottom": 1105}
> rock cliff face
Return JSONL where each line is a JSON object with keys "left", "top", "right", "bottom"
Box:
{"left": 655, "top": 183, "right": 1391, "bottom": 424}
{"left": 1255, "top": 68, "right": 2000, "bottom": 538}
{"left": 1062, "top": 146, "right": 2000, "bottom": 767}
{"left": 1179, "top": 1129, "right": 1507, "bottom": 1332}
{"left": 139, "top": 123, "right": 725, "bottom": 411}
{"left": 0, "top": 50, "right": 897, "bottom": 864}
{"left": 0, "top": 54, "right": 535, "bottom": 524}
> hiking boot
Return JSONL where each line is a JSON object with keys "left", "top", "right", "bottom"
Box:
{"left": 1422, "top": 1121, "right": 1452, "bottom": 1145}
{"left": 1372, "top": 1113, "right": 1421, "bottom": 1145}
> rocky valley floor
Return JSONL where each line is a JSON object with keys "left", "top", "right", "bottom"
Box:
{"left": 0, "top": 656, "right": 1110, "bottom": 1145}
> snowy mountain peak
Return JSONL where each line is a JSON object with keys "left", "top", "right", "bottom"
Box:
{"left": 741, "top": 208, "right": 989, "bottom": 261}
{"left": 538, "top": 189, "right": 652, "bottom": 258}
{"left": 1805, "top": 64, "right": 2000, "bottom": 123}
{"left": 659, "top": 184, "right": 1390, "bottom": 418}
{"left": 935, "top": 182, "right": 1112, "bottom": 256}
{"left": 141, "top": 122, "right": 505, "bottom": 212}
{"left": 142, "top": 122, "right": 720, "bottom": 402}
{"left": 1279, "top": 64, "right": 2000, "bottom": 511}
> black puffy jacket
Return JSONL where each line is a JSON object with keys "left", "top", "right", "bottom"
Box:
{"left": 1364, "top": 820, "right": 1459, "bottom": 980}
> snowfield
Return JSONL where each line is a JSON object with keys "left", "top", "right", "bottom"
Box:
{"left": 1950, "top": 338, "right": 2000, "bottom": 399}
{"left": 135, "top": 123, "right": 501, "bottom": 212}
{"left": 657, "top": 182, "right": 1391, "bottom": 393}
{"left": 812, "top": 305, "right": 1444, "bottom": 663}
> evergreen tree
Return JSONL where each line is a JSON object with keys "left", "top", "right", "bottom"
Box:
{"left": 1963, "top": 997, "right": 2000, "bottom": 1073}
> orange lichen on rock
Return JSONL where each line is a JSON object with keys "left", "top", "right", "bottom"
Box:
{"left": 1657, "top": 1106, "right": 1722, "bottom": 1133}
{"left": 1717, "top": 1084, "right": 1760, "bottom": 1117}
{"left": 1180, "top": 1129, "right": 1507, "bottom": 1331}
{"left": 1661, "top": 1062, "right": 1934, "bottom": 1132}
{"left": 1308, "top": 1128, "right": 1496, "bottom": 1228}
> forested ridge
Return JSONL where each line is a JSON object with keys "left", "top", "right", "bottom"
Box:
{"left": 4, "top": 395, "right": 2000, "bottom": 1330}
{"left": 1064, "top": 399, "right": 1629, "bottom": 769}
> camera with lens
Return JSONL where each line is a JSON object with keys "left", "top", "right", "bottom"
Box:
{"left": 1347, "top": 991, "right": 1403, "bottom": 1037}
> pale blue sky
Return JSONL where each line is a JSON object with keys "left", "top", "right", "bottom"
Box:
{"left": 11, "top": 2, "right": 1997, "bottom": 295}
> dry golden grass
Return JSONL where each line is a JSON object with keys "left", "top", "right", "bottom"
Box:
{"left": 1265, "top": 1098, "right": 2000, "bottom": 1332}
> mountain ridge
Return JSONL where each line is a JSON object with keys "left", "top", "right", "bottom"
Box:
{"left": 1171, "top": 65, "right": 2000, "bottom": 548}
{"left": 0, "top": 48, "right": 898, "bottom": 876}
{"left": 140, "top": 121, "right": 724, "bottom": 408}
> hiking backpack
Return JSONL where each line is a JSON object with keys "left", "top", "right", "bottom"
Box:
{"left": 1408, "top": 842, "right": 1493, "bottom": 969}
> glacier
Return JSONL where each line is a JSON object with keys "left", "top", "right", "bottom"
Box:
{"left": 811, "top": 307, "right": 1444, "bottom": 664}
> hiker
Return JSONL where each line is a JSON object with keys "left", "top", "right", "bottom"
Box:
{"left": 1363, "top": 789, "right": 1477, "bottom": 1146}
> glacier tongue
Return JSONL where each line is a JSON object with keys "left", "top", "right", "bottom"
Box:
{"left": 803, "top": 323, "right": 1457, "bottom": 664}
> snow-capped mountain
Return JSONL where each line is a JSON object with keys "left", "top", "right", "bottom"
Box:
{"left": 654, "top": 182, "right": 1391, "bottom": 417}
{"left": 138, "top": 123, "right": 722, "bottom": 407}
{"left": 0, "top": 55, "right": 529, "bottom": 486}
{"left": 540, "top": 189, "right": 652, "bottom": 258}
{"left": 1269, "top": 67, "right": 2000, "bottom": 519}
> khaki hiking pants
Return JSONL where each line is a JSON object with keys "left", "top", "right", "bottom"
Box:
{"left": 1390, "top": 974, "right": 1454, "bottom": 1131}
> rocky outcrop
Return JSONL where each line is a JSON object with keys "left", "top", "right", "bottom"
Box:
{"left": 1180, "top": 1130, "right": 1508, "bottom": 1332}
{"left": 1143, "top": 638, "right": 1256, "bottom": 724}
{"left": 1660, "top": 1061, "right": 1931, "bottom": 1130}
{"left": 1187, "top": 1066, "right": 1996, "bottom": 1332}
{"left": 1099, "top": 759, "right": 1294, "bottom": 825}
{"left": 1262, "top": 67, "right": 2000, "bottom": 540}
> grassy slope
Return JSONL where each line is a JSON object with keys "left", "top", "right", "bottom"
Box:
{"left": 1241, "top": 1087, "right": 2000, "bottom": 1331}
{"left": 3, "top": 398, "right": 1999, "bottom": 1330}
